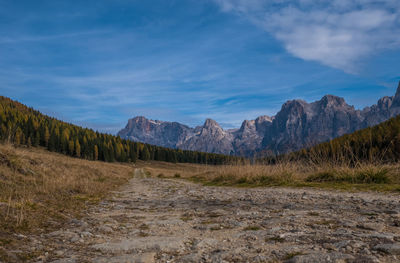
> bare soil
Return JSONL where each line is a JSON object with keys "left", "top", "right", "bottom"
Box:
{"left": 20, "top": 170, "right": 400, "bottom": 263}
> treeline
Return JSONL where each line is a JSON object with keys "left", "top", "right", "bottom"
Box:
{"left": 0, "top": 96, "right": 242, "bottom": 165}
{"left": 261, "top": 115, "right": 400, "bottom": 165}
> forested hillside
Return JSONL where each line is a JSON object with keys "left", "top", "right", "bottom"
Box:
{"left": 269, "top": 115, "right": 400, "bottom": 165}
{"left": 0, "top": 96, "right": 240, "bottom": 165}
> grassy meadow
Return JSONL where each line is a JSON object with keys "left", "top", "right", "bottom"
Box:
{"left": 142, "top": 158, "right": 400, "bottom": 193}
{"left": 1, "top": 143, "right": 400, "bottom": 261}
{"left": 0, "top": 144, "right": 135, "bottom": 261}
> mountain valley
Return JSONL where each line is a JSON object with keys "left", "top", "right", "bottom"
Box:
{"left": 119, "top": 82, "right": 400, "bottom": 156}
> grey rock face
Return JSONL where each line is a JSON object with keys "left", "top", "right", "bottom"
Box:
{"left": 262, "top": 95, "right": 364, "bottom": 154}
{"left": 233, "top": 116, "right": 273, "bottom": 156}
{"left": 118, "top": 82, "right": 400, "bottom": 156}
{"left": 118, "top": 116, "right": 272, "bottom": 155}
{"left": 180, "top": 119, "right": 235, "bottom": 154}
{"left": 117, "top": 116, "right": 193, "bottom": 149}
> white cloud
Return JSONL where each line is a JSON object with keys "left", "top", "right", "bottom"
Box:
{"left": 214, "top": 0, "right": 400, "bottom": 73}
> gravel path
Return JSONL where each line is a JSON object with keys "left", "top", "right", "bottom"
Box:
{"left": 31, "top": 174, "right": 400, "bottom": 263}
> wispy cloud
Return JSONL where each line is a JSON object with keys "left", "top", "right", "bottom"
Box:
{"left": 214, "top": 0, "right": 400, "bottom": 73}
{"left": 2, "top": 0, "right": 399, "bottom": 134}
{"left": 0, "top": 30, "right": 108, "bottom": 44}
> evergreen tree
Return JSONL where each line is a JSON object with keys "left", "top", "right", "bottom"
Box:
{"left": 0, "top": 96, "right": 238, "bottom": 165}
{"left": 94, "top": 145, "right": 99, "bottom": 160}
{"left": 75, "top": 139, "right": 81, "bottom": 157}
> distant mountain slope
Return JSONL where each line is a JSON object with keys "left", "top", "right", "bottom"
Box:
{"left": 118, "top": 82, "right": 400, "bottom": 156}
{"left": 118, "top": 116, "right": 272, "bottom": 155}
{"left": 282, "top": 114, "right": 400, "bottom": 165}
{"left": 0, "top": 96, "right": 239, "bottom": 165}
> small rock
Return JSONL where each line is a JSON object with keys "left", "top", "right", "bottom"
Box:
{"left": 384, "top": 210, "right": 399, "bottom": 215}
{"left": 70, "top": 236, "right": 80, "bottom": 243}
{"left": 70, "top": 219, "right": 89, "bottom": 228}
{"left": 334, "top": 240, "right": 350, "bottom": 249}
{"left": 98, "top": 225, "right": 113, "bottom": 234}
{"left": 80, "top": 231, "right": 93, "bottom": 238}
{"left": 373, "top": 243, "right": 400, "bottom": 255}
{"left": 179, "top": 253, "right": 202, "bottom": 263}
{"left": 286, "top": 252, "right": 354, "bottom": 263}
{"left": 50, "top": 258, "right": 76, "bottom": 263}
{"left": 352, "top": 255, "right": 379, "bottom": 263}
{"left": 357, "top": 223, "right": 384, "bottom": 232}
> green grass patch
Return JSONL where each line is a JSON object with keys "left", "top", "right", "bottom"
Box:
{"left": 138, "top": 231, "right": 149, "bottom": 237}
{"left": 306, "top": 169, "right": 390, "bottom": 184}
{"left": 307, "top": 211, "right": 319, "bottom": 216}
{"left": 284, "top": 252, "right": 304, "bottom": 260}
{"left": 243, "top": 225, "right": 261, "bottom": 231}
{"left": 187, "top": 166, "right": 400, "bottom": 193}
{"left": 266, "top": 236, "right": 285, "bottom": 243}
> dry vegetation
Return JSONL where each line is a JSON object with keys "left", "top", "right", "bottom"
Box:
{"left": 191, "top": 163, "right": 400, "bottom": 191}
{"left": 0, "top": 143, "right": 134, "bottom": 261}
{"left": 141, "top": 160, "right": 400, "bottom": 192}
{"left": 1, "top": 142, "right": 400, "bottom": 261}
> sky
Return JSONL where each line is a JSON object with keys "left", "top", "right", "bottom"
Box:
{"left": 1, "top": 0, "right": 400, "bottom": 133}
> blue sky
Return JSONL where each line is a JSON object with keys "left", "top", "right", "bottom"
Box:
{"left": 1, "top": 0, "right": 400, "bottom": 133}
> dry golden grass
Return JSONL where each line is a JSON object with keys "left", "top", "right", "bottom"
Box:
{"left": 142, "top": 161, "right": 400, "bottom": 192}
{"left": 137, "top": 160, "right": 208, "bottom": 178}
{"left": 1, "top": 143, "right": 399, "bottom": 261}
{"left": 0, "top": 143, "right": 134, "bottom": 261}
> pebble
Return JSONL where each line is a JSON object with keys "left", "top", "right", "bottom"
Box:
{"left": 21, "top": 177, "right": 400, "bottom": 262}
{"left": 373, "top": 243, "right": 400, "bottom": 255}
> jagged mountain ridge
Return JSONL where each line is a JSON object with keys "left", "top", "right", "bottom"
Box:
{"left": 118, "top": 82, "right": 400, "bottom": 156}
{"left": 117, "top": 115, "right": 272, "bottom": 155}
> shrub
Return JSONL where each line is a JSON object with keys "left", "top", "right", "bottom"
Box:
{"left": 236, "top": 177, "right": 248, "bottom": 184}
{"left": 306, "top": 169, "right": 390, "bottom": 184}
{"left": 352, "top": 169, "right": 390, "bottom": 184}
{"left": 306, "top": 172, "right": 336, "bottom": 182}
{"left": 211, "top": 174, "right": 235, "bottom": 183}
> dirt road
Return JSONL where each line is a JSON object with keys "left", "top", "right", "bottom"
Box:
{"left": 31, "top": 174, "right": 400, "bottom": 262}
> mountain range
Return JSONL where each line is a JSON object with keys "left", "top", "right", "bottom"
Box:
{"left": 118, "top": 82, "right": 400, "bottom": 156}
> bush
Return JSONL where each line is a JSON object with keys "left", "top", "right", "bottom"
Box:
{"left": 352, "top": 169, "right": 390, "bottom": 184}
{"left": 306, "top": 169, "right": 390, "bottom": 184}
{"left": 174, "top": 173, "right": 181, "bottom": 178}
{"left": 306, "top": 172, "right": 336, "bottom": 182}
{"left": 250, "top": 175, "right": 281, "bottom": 185}
{"left": 236, "top": 177, "right": 248, "bottom": 184}
{"left": 211, "top": 174, "right": 235, "bottom": 183}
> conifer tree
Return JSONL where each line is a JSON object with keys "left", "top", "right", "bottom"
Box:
{"left": 0, "top": 96, "right": 237, "bottom": 165}
{"left": 75, "top": 139, "right": 81, "bottom": 157}
{"left": 94, "top": 145, "right": 99, "bottom": 160}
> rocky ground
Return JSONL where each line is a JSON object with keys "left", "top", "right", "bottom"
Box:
{"left": 20, "top": 170, "right": 400, "bottom": 263}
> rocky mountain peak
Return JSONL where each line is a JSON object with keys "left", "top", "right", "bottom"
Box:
{"left": 132, "top": 116, "right": 147, "bottom": 123}
{"left": 238, "top": 120, "right": 256, "bottom": 134}
{"left": 392, "top": 81, "right": 400, "bottom": 107}
{"left": 118, "top": 82, "right": 400, "bottom": 156}
{"left": 203, "top": 118, "right": 221, "bottom": 129}
{"left": 282, "top": 99, "right": 307, "bottom": 109}
{"left": 130, "top": 116, "right": 163, "bottom": 126}
{"left": 319, "top": 95, "right": 346, "bottom": 107}
{"left": 278, "top": 100, "right": 309, "bottom": 121}
{"left": 255, "top": 115, "right": 273, "bottom": 124}
{"left": 378, "top": 96, "right": 393, "bottom": 108}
